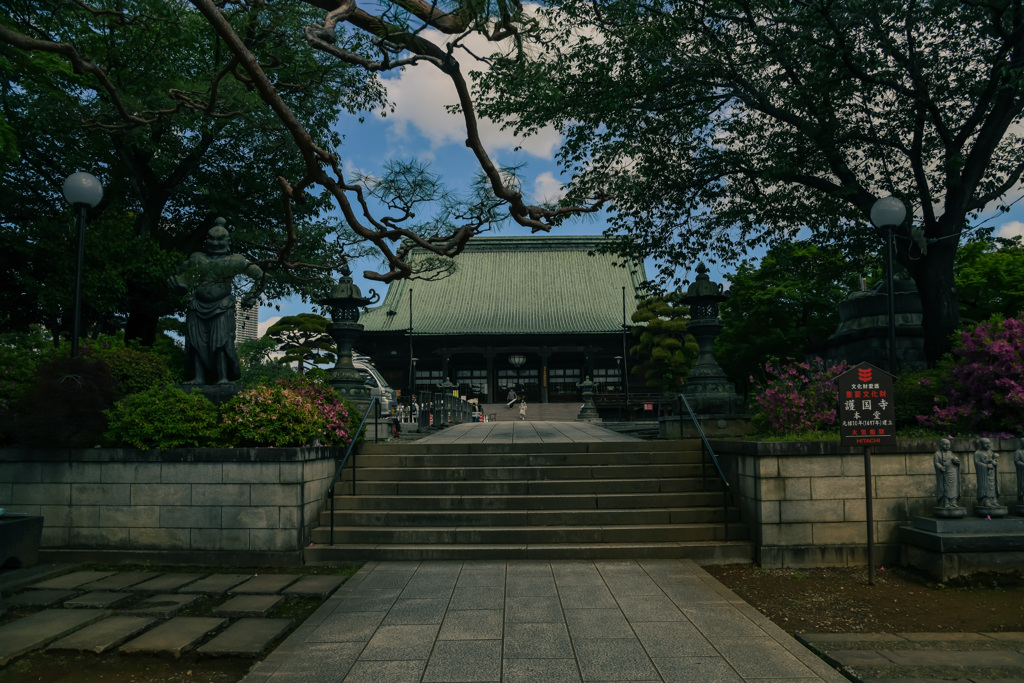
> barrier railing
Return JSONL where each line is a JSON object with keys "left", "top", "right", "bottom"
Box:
{"left": 677, "top": 393, "right": 732, "bottom": 539}
{"left": 327, "top": 397, "right": 379, "bottom": 545}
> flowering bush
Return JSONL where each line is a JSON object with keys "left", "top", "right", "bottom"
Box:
{"left": 918, "top": 316, "right": 1024, "bottom": 435}
{"left": 105, "top": 387, "right": 219, "bottom": 449}
{"left": 749, "top": 358, "right": 851, "bottom": 435}
{"left": 218, "top": 375, "right": 360, "bottom": 448}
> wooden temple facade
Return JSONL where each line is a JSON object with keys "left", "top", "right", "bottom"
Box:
{"left": 356, "top": 236, "right": 648, "bottom": 405}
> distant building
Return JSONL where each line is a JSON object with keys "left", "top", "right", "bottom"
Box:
{"left": 235, "top": 299, "right": 258, "bottom": 346}
{"left": 358, "top": 235, "right": 648, "bottom": 405}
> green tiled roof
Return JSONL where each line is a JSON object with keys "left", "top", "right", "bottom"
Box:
{"left": 361, "top": 236, "right": 647, "bottom": 336}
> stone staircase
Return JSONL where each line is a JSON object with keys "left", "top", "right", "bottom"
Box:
{"left": 305, "top": 439, "right": 752, "bottom": 564}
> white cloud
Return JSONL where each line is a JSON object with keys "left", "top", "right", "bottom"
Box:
{"left": 997, "top": 220, "right": 1024, "bottom": 240}
{"left": 258, "top": 316, "right": 281, "bottom": 337}
{"left": 532, "top": 171, "right": 566, "bottom": 203}
{"left": 381, "top": 28, "right": 561, "bottom": 160}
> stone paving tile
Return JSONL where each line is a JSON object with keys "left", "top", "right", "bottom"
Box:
{"left": 0, "top": 608, "right": 111, "bottom": 665}
{"left": 81, "top": 571, "right": 161, "bottom": 591}
{"left": 123, "top": 592, "right": 201, "bottom": 618}
{"left": 422, "top": 639, "right": 502, "bottom": 682}
{"left": 898, "top": 632, "right": 995, "bottom": 642}
{"left": 129, "top": 573, "right": 206, "bottom": 593}
{"left": 1, "top": 589, "right": 78, "bottom": 607}
{"left": 828, "top": 650, "right": 899, "bottom": 667}
{"left": 437, "top": 609, "right": 503, "bottom": 640}
{"left": 230, "top": 574, "right": 301, "bottom": 595}
{"left": 504, "top": 622, "right": 573, "bottom": 659}
{"left": 198, "top": 617, "right": 294, "bottom": 657}
{"left": 179, "top": 573, "right": 253, "bottom": 595}
{"left": 502, "top": 657, "right": 583, "bottom": 683}
{"left": 557, "top": 584, "right": 617, "bottom": 609}
{"left": 715, "top": 636, "right": 818, "bottom": 679}
{"left": 30, "top": 570, "right": 115, "bottom": 590}
{"left": 359, "top": 623, "right": 440, "bottom": 660}
{"left": 307, "top": 610, "right": 386, "bottom": 643}
{"left": 651, "top": 656, "right": 745, "bottom": 683}
{"left": 505, "top": 595, "right": 563, "bottom": 623}
{"left": 632, "top": 621, "right": 717, "bottom": 658}
{"left": 573, "top": 637, "right": 661, "bottom": 681}
{"left": 983, "top": 632, "right": 1024, "bottom": 641}
{"left": 341, "top": 659, "right": 427, "bottom": 683}
{"left": 564, "top": 607, "right": 633, "bottom": 639}
{"left": 47, "top": 615, "right": 158, "bottom": 653}
{"left": 119, "top": 616, "right": 228, "bottom": 656}
{"left": 245, "top": 641, "right": 363, "bottom": 683}
{"left": 64, "top": 591, "right": 135, "bottom": 609}
{"left": 882, "top": 649, "right": 1024, "bottom": 667}
{"left": 282, "top": 575, "right": 345, "bottom": 599}
{"left": 335, "top": 588, "right": 401, "bottom": 613}
{"left": 213, "top": 594, "right": 283, "bottom": 618}
{"left": 449, "top": 584, "right": 504, "bottom": 610}
{"left": 381, "top": 597, "right": 448, "bottom": 625}
{"left": 616, "top": 594, "right": 686, "bottom": 622}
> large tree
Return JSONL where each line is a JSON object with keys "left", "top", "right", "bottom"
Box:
{"left": 0, "top": 0, "right": 386, "bottom": 344}
{"left": 474, "top": 0, "right": 1024, "bottom": 365}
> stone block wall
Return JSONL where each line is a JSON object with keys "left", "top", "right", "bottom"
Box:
{"left": 0, "top": 447, "right": 337, "bottom": 566}
{"left": 711, "top": 438, "right": 1019, "bottom": 568}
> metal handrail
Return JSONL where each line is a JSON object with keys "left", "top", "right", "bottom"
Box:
{"left": 327, "top": 397, "right": 379, "bottom": 545}
{"left": 677, "top": 393, "right": 732, "bottom": 539}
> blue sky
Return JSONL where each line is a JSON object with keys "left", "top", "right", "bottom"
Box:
{"left": 259, "top": 28, "right": 1024, "bottom": 334}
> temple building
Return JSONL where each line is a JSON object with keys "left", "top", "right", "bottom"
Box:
{"left": 357, "top": 235, "right": 648, "bottom": 405}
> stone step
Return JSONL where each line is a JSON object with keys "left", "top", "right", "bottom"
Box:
{"left": 356, "top": 439, "right": 703, "bottom": 455}
{"left": 320, "top": 506, "right": 736, "bottom": 527}
{"left": 325, "top": 491, "right": 726, "bottom": 511}
{"left": 342, "top": 477, "right": 722, "bottom": 496}
{"left": 305, "top": 540, "right": 755, "bottom": 563}
{"left": 337, "top": 463, "right": 705, "bottom": 482}
{"left": 311, "top": 523, "right": 748, "bottom": 545}
{"left": 350, "top": 450, "right": 702, "bottom": 467}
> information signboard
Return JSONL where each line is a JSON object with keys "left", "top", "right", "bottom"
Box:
{"left": 837, "top": 362, "right": 896, "bottom": 448}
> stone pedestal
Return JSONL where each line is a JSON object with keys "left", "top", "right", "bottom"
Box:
{"left": 900, "top": 515, "right": 1024, "bottom": 580}
{"left": 932, "top": 505, "right": 966, "bottom": 519}
{"left": 974, "top": 503, "right": 1009, "bottom": 518}
{"left": 325, "top": 321, "right": 371, "bottom": 412}
{"left": 0, "top": 515, "right": 43, "bottom": 569}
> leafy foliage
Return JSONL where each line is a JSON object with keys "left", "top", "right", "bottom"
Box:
{"left": 218, "top": 374, "right": 358, "bottom": 447}
{"left": 918, "top": 317, "right": 1024, "bottom": 436}
{"left": 717, "top": 243, "right": 861, "bottom": 395}
{"left": 82, "top": 336, "right": 178, "bottom": 395}
{"left": 749, "top": 358, "right": 851, "bottom": 436}
{"left": 14, "top": 355, "right": 120, "bottom": 448}
{"left": 893, "top": 368, "right": 950, "bottom": 433}
{"left": 954, "top": 238, "right": 1024, "bottom": 324}
{"left": 629, "top": 295, "right": 697, "bottom": 392}
{"left": 104, "top": 387, "right": 219, "bottom": 449}
{"left": 237, "top": 335, "right": 296, "bottom": 386}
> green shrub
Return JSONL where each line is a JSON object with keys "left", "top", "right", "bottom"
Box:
{"left": 893, "top": 367, "right": 949, "bottom": 431}
{"left": 83, "top": 336, "right": 176, "bottom": 396}
{"left": 218, "top": 383, "right": 328, "bottom": 447}
{"left": 104, "top": 387, "right": 219, "bottom": 449}
{"left": 15, "top": 355, "right": 119, "bottom": 448}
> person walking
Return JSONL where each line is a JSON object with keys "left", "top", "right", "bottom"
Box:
{"left": 519, "top": 400, "right": 528, "bottom": 420}
{"left": 506, "top": 388, "right": 517, "bottom": 408}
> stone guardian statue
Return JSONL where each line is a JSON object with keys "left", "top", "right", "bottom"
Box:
{"left": 972, "top": 437, "right": 1007, "bottom": 517}
{"left": 169, "top": 218, "right": 263, "bottom": 385}
{"left": 932, "top": 438, "right": 965, "bottom": 518}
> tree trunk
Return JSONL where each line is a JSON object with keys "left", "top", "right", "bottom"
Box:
{"left": 907, "top": 237, "right": 960, "bottom": 367}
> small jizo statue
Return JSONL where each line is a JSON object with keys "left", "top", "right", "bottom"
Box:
{"left": 932, "top": 438, "right": 965, "bottom": 518}
{"left": 1013, "top": 440, "right": 1024, "bottom": 516}
{"left": 973, "top": 437, "right": 1008, "bottom": 518}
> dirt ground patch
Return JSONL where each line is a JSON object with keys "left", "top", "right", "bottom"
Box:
{"left": 704, "top": 563, "right": 1024, "bottom": 634}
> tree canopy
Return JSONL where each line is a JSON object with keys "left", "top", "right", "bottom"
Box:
{"left": 475, "top": 0, "right": 1024, "bottom": 364}
{"left": 629, "top": 295, "right": 698, "bottom": 393}
{"left": 267, "top": 313, "right": 336, "bottom": 373}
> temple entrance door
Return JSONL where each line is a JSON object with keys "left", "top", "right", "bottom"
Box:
{"left": 497, "top": 367, "right": 539, "bottom": 403}
{"left": 547, "top": 367, "right": 582, "bottom": 402}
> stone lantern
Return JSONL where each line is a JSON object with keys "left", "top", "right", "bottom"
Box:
{"left": 576, "top": 376, "right": 601, "bottom": 423}
{"left": 319, "top": 262, "right": 379, "bottom": 410}
{"left": 679, "top": 263, "right": 743, "bottom": 416}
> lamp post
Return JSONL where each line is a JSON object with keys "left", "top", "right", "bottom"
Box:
{"left": 870, "top": 196, "right": 908, "bottom": 375}
{"left": 614, "top": 355, "right": 624, "bottom": 420}
{"left": 62, "top": 172, "right": 104, "bottom": 358}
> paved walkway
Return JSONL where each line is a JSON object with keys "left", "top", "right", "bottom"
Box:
{"left": 244, "top": 559, "right": 846, "bottom": 682}
{"left": 414, "top": 421, "right": 640, "bottom": 444}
